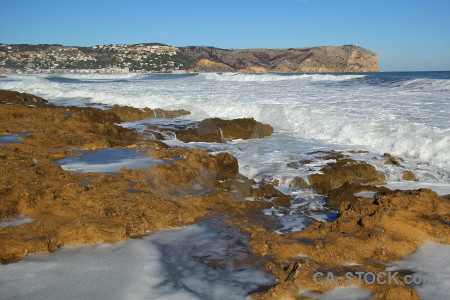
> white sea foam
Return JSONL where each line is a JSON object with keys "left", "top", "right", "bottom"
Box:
{"left": 387, "top": 243, "right": 450, "bottom": 300}
{"left": 299, "top": 286, "right": 372, "bottom": 299}
{"left": 0, "top": 220, "right": 274, "bottom": 300}
{"left": 0, "top": 215, "right": 33, "bottom": 228}
{"left": 383, "top": 182, "right": 450, "bottom": 196}
{"left": 200, "top": 72, "right": 367, "bottom": 82}
{"left": 46, "top": 72, "right": 143, "bottom": 81}
{"left": 354, "top": 191, "right": 377, "bottom": 198}
{"left": 1, "top": 73, "right": 449, "bottom": 179}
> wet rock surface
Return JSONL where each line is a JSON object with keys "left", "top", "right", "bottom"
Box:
{"left": 1, "top": 90, "right": 449, "bottom": 299}
{"left": 144, "top": 117, "right": 274, "bottom": 143}
{"left": 308, "top": 157, "right": 386, "bottom": 195}
{"left": 105, "top": 105, "right": 190, "bottom": 122}
{"left": 0, "top": 89, "right": 50, "bottom": 107}
{"left": 0, "top": 91, "right": 278, "bottom": 264}
{"left": 245, "top": 188, "right": 450, "bottom": 299}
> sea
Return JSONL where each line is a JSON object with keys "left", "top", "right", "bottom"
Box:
{"left": 0, "top": 71, "right": 449, "bottom": 299}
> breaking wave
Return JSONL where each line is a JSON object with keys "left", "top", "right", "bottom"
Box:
{"left": 200, "top": 72, "right": 367, "bottom": 82}
{"left": 1, "top": 72, "right": 449, "bottom": 172}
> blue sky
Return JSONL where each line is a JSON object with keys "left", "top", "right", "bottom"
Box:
{"left": 1, "top": 0, "right": 449, "bottom": 71}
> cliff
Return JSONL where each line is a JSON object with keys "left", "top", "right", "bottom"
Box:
{"left": 0, "top": 43, "right": 378, "bottom": 73}
{"left": 180, "top": 45, "right": 378, "bottom": 73}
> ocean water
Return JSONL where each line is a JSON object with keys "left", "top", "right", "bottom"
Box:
{"left": 1, "top": 71, "right": 449, "bottom": 186}
{"left": 55, "top": 148, "right": 169, "bottom": 173}
{"left": 1, "top": 71, "right": 449, "bottom": 299}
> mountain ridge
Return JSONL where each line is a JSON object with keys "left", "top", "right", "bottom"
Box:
{"left": 0, "top": 43, "right": 378, "bottom": 73}
{"left": 180, "top": 45, "right": 378, "bottom": 73}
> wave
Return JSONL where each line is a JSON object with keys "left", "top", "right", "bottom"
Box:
{"left": 397, "top": 78, "right": 450, "bottom": 92}
{"left": 200, "top": 72, "right": 367, "bottom": 82}
{"left": 1, "top": 72, "right": 449, "bottom": 172}
{"left": 376, "top": 76, "right": 450, "bottom": 93}
{"left": 45, "top": 73, "right": 143, "bottom": 81}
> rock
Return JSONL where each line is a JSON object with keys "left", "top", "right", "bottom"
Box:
{"left": 386, "top": 287, "right": 420, "bottom": 300}
{"left": 215, "top": 151, "right": 239, "bottom": 174}
{"left": 106, "top": 105, "right": 190, "bottom": 122}
{"left": 0, "top": 89, "right": 50, "bottom": 107}
{"left": 68, "top": 106, "right": 122, "bottom": 123}
{"left": 286, "top": 162, "right": 299, "bottom": 169}
{"left": 288, "top": 176, "right": 310, "bottom": 189}
{"left": 251, "top": 183, "right": 284, "bottom": 200}
{"left": 402, "top": 170, "right": 417, "bottom": 181}
{"left": 245, "top": 188, "right": 450, "bottom": 300}
{"left": 308, "top": 158, "right": 386, "bottom": 195}
{"left": 211, "top": 118, "right": 273, "bottom": 140}
{"left": 175, "top": 119, "right": 223, "bottom": 143}
{"left": 347, "top": 150, "right": 369, "bottom": 154}
{"left": 327, "top": 182, "right": 380, "bottom": 207}
{"left": 383, "top": 153, "right": 402, "bottom": 166}
{"left": 0, "top": 96, "right": 281, "bottom": 263}
{"left": 259, "top": 184, "right": 284, "bottom": 198}
{"left": 272, "top": 195, "right": 292, "bottom": 208}
{"left": 175, "top": 118, "right": 273, "bottom": 143}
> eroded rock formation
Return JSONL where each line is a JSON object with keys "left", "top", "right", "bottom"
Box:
{"left": 0, "top": 91, "right": 277, "bottom": 263}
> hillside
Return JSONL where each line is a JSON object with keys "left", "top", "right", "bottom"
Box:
{"left": 0, "top": 43, "right": 195, "bottom": 73}
{"left": 0, "top": 43, "right": 378, "bottom": 73}
{"left": 180, "top": 45, "right": 378, "bottom": 73}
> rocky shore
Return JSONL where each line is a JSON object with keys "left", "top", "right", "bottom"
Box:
{"left": 1, "top": 89, "right": 449, "bottom": 299}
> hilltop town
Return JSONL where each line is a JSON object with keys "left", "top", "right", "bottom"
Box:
{"left": 0, "top": 43, "right": 195, "bottom": 73}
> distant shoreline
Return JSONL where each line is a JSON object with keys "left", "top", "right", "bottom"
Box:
{"left": 0, "top": 43, "right": 378, "bottom": 73}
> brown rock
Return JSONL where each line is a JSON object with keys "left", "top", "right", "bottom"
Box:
{"left": 0, "top": 89, "right": 50, "bottom": 107}
{"left": 259, "top": 184, "right": 284, "bottom": 198}
{"left": 0, "top": 99, "right": 280, "bottom": 263}
{"left": 215, "top": 152, "right": 239, "bottom": 180}
{"left": 251, "top": 183, "right": 285, "bottom": 200}
{"left": 384, "top": 153, "right": 402, "bottom": 167}
{"left": 246, "top": 188, "right": 450, "bottom": 299}
{"left": 308, "top": 150, "right": 348, "bottom": 160}
{"left": 272, "top": 195, "right": 292, "bottom": 208}
{"left": 402, "top": 170, "right": 417, "bottom": 181}
{"left": 68, "top": 106, "right": 122, "bottom": 123}
{"left": 175, "top": 117, "right": 273, "bottom": 143}
{"left": 106, "top": 105, "right": 190, "bottom": 122}
{"left": 288, "top": 176, "right": 310, "bottom": 189}
{"left": 327, "top": 182, "right": 376, "bottom": 207}
{"left": 308, "top": 158, "right": 386, "bottom": 195}
{"left": 386, "top": 286, "right": 420, "bottom": 300}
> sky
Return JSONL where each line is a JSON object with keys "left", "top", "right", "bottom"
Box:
{"left": 1, "top": 0, "right": 449, "bottom": 71}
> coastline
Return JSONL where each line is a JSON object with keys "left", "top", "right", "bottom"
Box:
{"left": 1, "top": 89, "right": 449, "bottom": 298}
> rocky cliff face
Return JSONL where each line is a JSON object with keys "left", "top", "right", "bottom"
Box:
{"left": 180, "top": 45, "right": 378, "bottom": 73}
